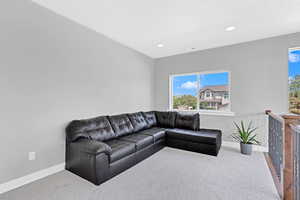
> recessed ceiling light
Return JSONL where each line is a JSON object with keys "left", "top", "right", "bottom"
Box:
{"left": 225, "top": 26, "right": 236, "bottom": 31}
{"left": 157, "top": 43, "right": 164, "bottom": 48}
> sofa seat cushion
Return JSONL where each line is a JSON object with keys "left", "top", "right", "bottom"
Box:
{"left": 138, "top": 127, "right": 166, "bottom": 142}
{"left": 105, "top": 139, "right": 136, "bottom": 163}
{"left": 119, "top": 133, "right": 154, "bottom": 150}
{"left": 166, "top": 128, "right": 221, "bottom": 145}
{"left": 127, "top": 112, "right": 148, "bottom": 132}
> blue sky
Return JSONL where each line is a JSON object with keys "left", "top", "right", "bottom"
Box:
{"left": 173, "top": 72, "right": 228, "bottom": 96}
{"left": 289, "top": 49, "right": 300, "bottom": 78}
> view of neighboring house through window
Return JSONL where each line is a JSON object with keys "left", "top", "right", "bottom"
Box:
{"left": 289, "top": 47, "right": 300, "bottom": 114}
{"left": 171, "top": 71, "right": 230, "bottom": 112}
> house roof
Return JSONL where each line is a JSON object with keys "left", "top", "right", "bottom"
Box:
{"left": 199, "top": 85, "right": 228, "bottom": 93}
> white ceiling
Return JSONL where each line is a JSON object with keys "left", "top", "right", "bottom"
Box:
{"left": 32, "top": 0, "right": 300, "bottom": 58}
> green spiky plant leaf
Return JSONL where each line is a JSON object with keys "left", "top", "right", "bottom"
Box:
{"left": 232, "top": 121, "right": 260, "bottom": 145}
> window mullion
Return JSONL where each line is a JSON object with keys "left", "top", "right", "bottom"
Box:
{"left": 196, "top": 73, "right": 200, "bottom": 111}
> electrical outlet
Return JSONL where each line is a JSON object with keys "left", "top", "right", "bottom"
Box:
{"left": 28, "top": 152, "right": 36, "bottom": 161}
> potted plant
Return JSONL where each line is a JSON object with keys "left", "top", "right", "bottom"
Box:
{"left": 232, "top": 121, "right": 260, "bottom": 155}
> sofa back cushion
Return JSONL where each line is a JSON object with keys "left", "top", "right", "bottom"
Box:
{"left": 127, "top": 112, "right": 148, "bottom": 132}
{"left": 109, "top": 114, "right": 134, "bottom": 137}
{"left": 142, "top": 111, "right": 157, "bottom": 128}
{"left": 175, "top": 113, "right": 200, "bottom": 131}
{"left": 66, "top": 116, "right": 116, "bottom": 142}
{"left": 155, "top": 111, "right": 176, "bottom": 128}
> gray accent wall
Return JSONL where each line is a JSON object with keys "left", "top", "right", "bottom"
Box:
{"left": 0, "top": 0, "right": 154, "bottom": 184}
{"left": 154, "top": 32, "right": 300, "bottom": 147}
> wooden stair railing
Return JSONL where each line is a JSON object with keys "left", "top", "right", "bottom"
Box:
{"left": 266, "top": 110, "right": 300, "bottom": 200}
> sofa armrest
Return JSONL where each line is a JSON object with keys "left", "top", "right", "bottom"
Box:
{"left": 74, "top": 139, "right": 112, "bottom": 156}
{"left": 66, "top": 138, "right": 111, "bottom": 185}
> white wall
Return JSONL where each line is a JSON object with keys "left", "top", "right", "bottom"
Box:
{"left": 0, "top": 0, "right": 154, "bottom": 184}
{"left": 154, "top": 32, "right": 300, "bottom": 146}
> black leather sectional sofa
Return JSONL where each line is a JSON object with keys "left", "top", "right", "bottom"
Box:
{"left": 65, "top": 111, "right": 222, "bottom": 185}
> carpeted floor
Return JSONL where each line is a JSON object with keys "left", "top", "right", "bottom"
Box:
{"left": 0, "top": 147, "right": 280, "bottom": 200}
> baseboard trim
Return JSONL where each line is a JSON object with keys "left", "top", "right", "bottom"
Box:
{"left": 222, "top": 141, "right": 268, "bottom": 152}
{"left": 0, "top": 163, "right": 65, "bottom": 194}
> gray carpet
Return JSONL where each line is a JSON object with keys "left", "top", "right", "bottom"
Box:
{"left": 0, "top": 147, "right": 279, "bottom": 200}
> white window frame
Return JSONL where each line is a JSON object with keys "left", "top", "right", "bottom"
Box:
{"left": 169, "top": 70, "right": 234, "bottom": 116}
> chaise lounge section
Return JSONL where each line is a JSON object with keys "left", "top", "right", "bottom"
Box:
{"left": 65, "top": 111, "right": 222, "bottom": 185}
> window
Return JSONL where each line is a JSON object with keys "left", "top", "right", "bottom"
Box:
{"left": 206, "top": 91, "right": 211, "bottom": 98}
{"left": 289, "top": 48, "right": 300, "bottom": 114}
{"left": 170, "top": 71, "right": 232, "bottom": 115}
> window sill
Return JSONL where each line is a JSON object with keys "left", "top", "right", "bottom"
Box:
{"left": 171, "top": 109, "right": 235, "bottom": 117}
{"left": 198, "top": 110, "right": 235, "bottom": 116}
